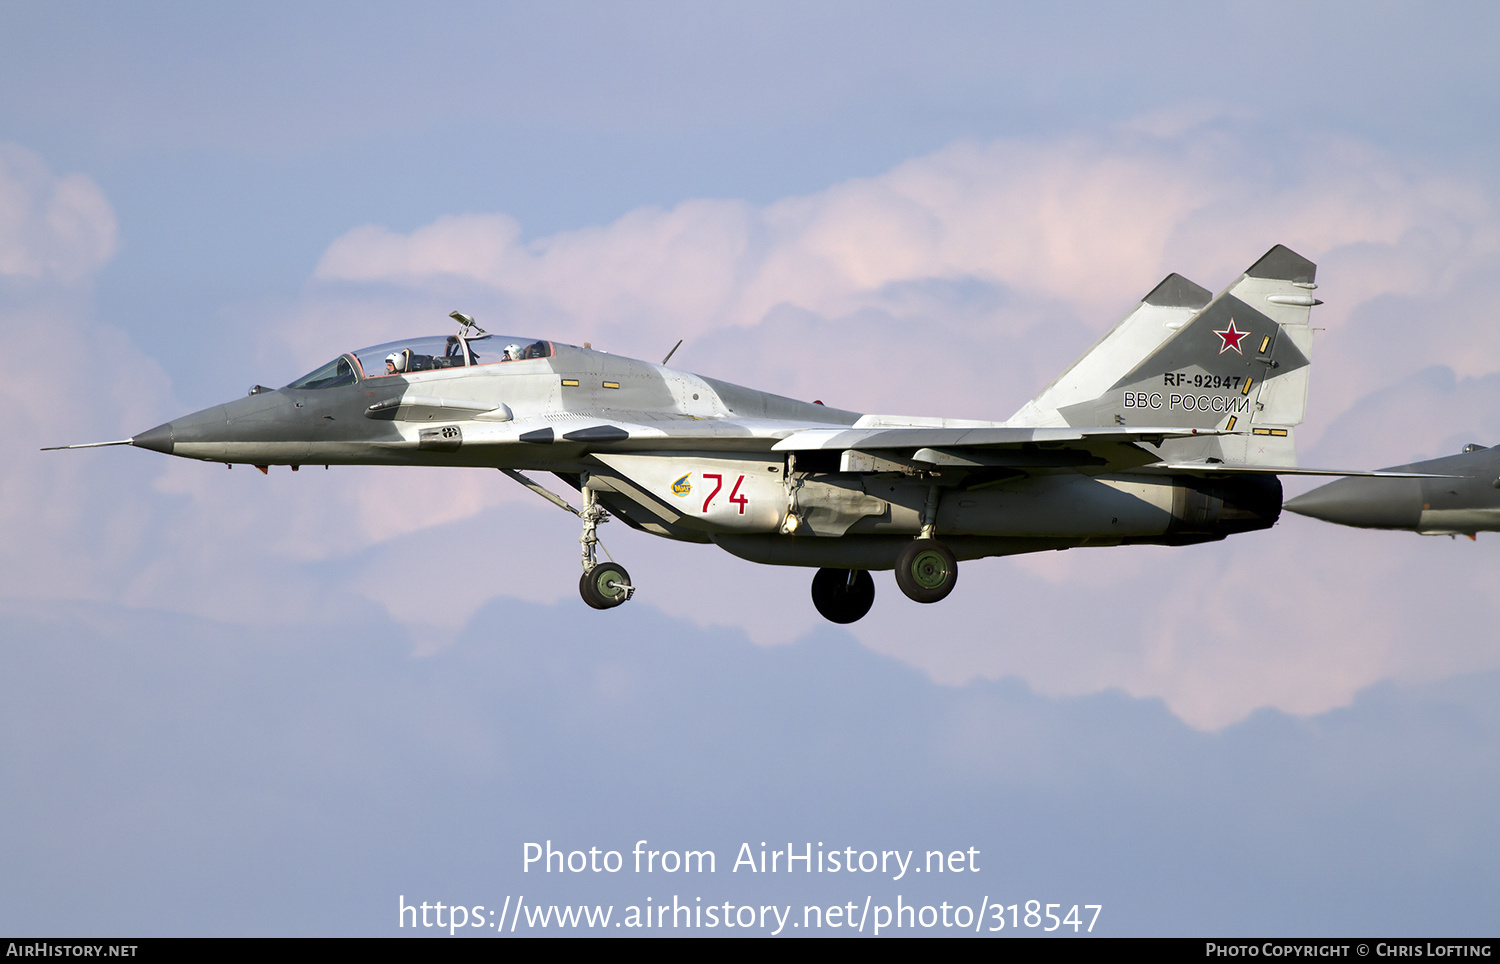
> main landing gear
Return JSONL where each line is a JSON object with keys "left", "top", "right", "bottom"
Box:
{"left": 808, "top": 539, "right": 957, "bottom": 624}
{"left": 893, "top": 483, "right": 958, "bottom": 604}
{"left": 894, "top": 538, "right": 958, "bottom": 604}
{"left": 811, "top": 568, "right": 875, "bottom": 623}
{"left": 807, "top": 485, "right": 959, "bottom": 624}
{"left": 808, "top": 540, "right": 957, "bottom": 624}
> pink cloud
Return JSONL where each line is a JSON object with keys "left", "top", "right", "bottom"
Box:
{"left": 19, "top": 123, "right": 1500, "bottom": 729}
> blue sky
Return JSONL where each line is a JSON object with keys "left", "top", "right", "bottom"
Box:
{"left": 4, "top": 2, "right": 1500, "bottom": 936}
{"left": 7, "top": 597, "right": 1499, "bottom": 935}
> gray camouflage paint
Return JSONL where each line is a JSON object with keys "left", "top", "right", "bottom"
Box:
{"left": 1286, "top": 445, "right": 1500, "bottom": 535}
{"left": 117, "top": 245, "right": 1335, "bottom": 571}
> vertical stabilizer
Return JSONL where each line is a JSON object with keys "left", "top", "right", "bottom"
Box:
{"left": 1217, "top": 244, "right": 1319, "bottom": 465}
{"left": 1009, "top": 273, "right": 1212, "bottom": 427}
{"left": 1043, "top": 245, "right": 1320, "bottom": 466}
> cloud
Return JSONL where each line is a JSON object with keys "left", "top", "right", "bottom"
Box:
{"left": 306, "top": 123, "right": 1500, "bottom": 432}
{"left": 0, "top": 145, "right": 174, "bottom": 612}
{"left": 4, "top": 596, "right": 1498, "bottom": 934}
{"left": 0, "top": 143, "right": 117, "bottom": 282}
{"left": 312, "top": 135, "right": 1221, "bottom": 338}
{"left": 229, "top": 125, "right": 1500, "bottom": 725}
{"left": 22, "top": 123, "right": 1500, "bottom": 728}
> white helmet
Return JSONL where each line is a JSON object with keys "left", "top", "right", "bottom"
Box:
{"left": 505, "top": 344, "right": 522, "bottom": 361}
{"left": 385, "top": 350, "right": 408, "bottom": 373}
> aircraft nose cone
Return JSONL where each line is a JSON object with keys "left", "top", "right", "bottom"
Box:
{"left": 131, "top": 421, "right": 174, "bottom": 454}
{"left": 1284, "top": 476, "right": 1423, "bottom": 529}
{"left": 129, "top": 403, "right": 233, "bottom": 456}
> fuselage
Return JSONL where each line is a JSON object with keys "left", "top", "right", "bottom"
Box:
{"left": 129, "top": 331, "right": 1281, "bottom": 569}
{"left": 133, "top": 335, "right": 856, "bottom": 471}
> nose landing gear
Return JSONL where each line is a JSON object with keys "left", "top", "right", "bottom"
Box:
{"left": 580, "top": 562, "right": 633, "bottom": 609}
{"left": 500, "top": 468, "right": 635, "bottom": 611}
{"left": 578, "top": 487, "right": 633, "bottom": 609}
{"left": 578, "top": 486, "right": 633, "bottom": 609}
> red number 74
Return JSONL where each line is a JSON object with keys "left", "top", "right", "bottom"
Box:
{"left": 701, "top": 474, "right": 748, "bottom": 514}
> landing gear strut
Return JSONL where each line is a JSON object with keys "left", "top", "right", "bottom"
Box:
{"left": 811, "top": 568, "right": 875, "bottom": 623}
{"left": 578, "top": 485, "right": 633, "bottom": 609}
{"left": 499, "top": 469, "right": 634, "bottom": 611}
{"left": 895, "top": 483, "right": 957, "bottom": 603}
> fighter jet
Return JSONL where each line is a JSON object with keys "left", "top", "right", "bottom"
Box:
{"left": 50, "top": 244, "right": 1422, "bottom": 622}
{"left": 1286, "top": 443, "right": 1500, "bottom": 536}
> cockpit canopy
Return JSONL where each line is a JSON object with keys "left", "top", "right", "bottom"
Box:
{"left": 284, "top": 334, "right": 554, "bottom": 389}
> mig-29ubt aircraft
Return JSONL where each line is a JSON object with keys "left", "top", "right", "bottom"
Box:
{"left": 1287, "top": 443, "right": 1500, "bottom": 536}
{"left": 50, "top": 245, "right": 1423, "bottom": 623}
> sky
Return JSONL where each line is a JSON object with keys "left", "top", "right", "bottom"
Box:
{"left": 4, "top": 1, "right": 1500, "bottom": 937}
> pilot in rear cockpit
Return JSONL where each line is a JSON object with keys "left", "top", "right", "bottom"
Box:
{"left": 444, "top": 336, "right": 466, "bottom": 367}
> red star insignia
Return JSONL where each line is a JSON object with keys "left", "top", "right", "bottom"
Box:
{"left": 1214, "top": 319, "right": 1249, "bottom": 355}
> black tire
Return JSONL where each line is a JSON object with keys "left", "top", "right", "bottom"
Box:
{"left": 579, "top": 563, "right": 632, "bottom": 609}
{"left": 579, "top": 569, "right": 608, "bottom": 609}
{"left": 810, "top": 568, "right": 875, "bottom": 624}
{"left": 894, "top": 539, "right": 957, "bottom": 604}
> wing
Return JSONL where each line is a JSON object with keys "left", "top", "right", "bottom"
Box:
{"left": 772, "top": 424, "right": 1214, "bottom": 473}
{"left": 446, "top": 413, "right": 853, "bottom": 451}
{"left": 771, "top": 425, "right": 1449, "bottom": 479}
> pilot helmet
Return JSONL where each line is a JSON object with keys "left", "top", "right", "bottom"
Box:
{"left": 385, "top": 350, "right": 408, "bottom": 373}
{"left": 505, "top": 344, "right": 522, "bottom": 361}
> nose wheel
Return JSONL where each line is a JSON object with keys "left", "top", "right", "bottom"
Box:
{"left": 577, "top": 485, "right": 634, "bottom": 609}
{"left": 811, "top": 568, "right": 875, "bottom": 623}
{"left": 894, "top": 539, "right": 957, "bottom": 603}
{"left": 581, "top": 563, "right": 633, "bottom": 609}
{"left": 497, "top": 470, "right": 637, "bottom": 612}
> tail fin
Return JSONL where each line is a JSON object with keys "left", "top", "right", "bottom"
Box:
{"left": 1024, "top": 244, "right": 1320, "bottom": 466}
{"left": 1010, "top": 272, "right": 1212, "bottom": 427}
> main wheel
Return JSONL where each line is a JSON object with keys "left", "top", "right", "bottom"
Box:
{"left": 810, "top": 568, "right": 875, "bottom": 624}
{"left": 579, "top": 563, "right": 632, "bottom": 610}
{"left": 894, "top": 539, "right": 957, "bottom": 603}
